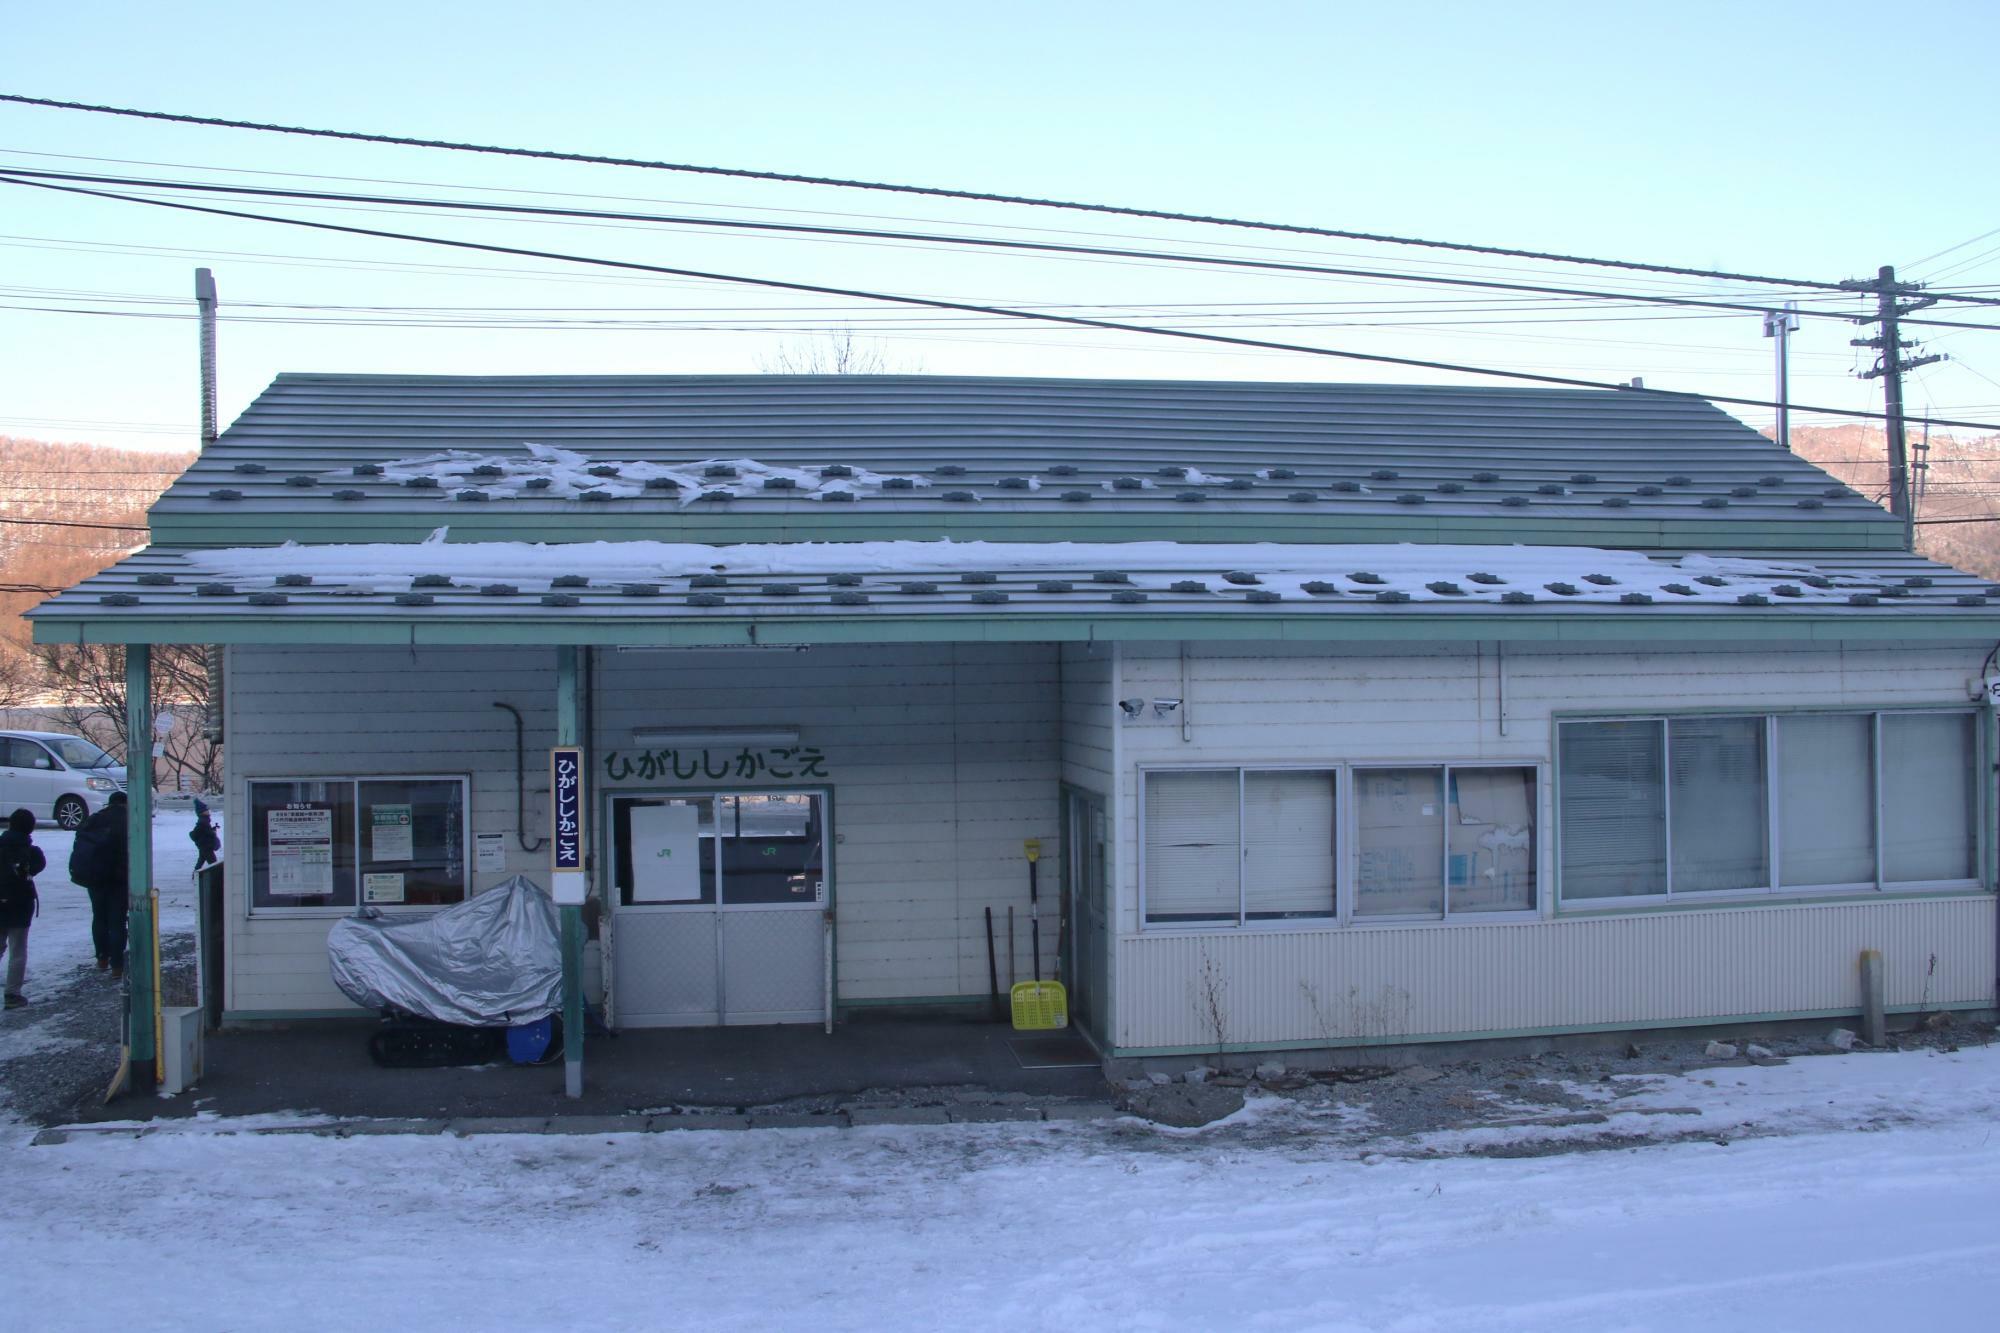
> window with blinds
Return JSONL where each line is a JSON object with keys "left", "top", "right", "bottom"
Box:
{"left": 1143, "top": 768, "right": 1335, "bottom": 925}
{"left": 1243, "top": 771, "right": 1336, "bottom": 920}
{"left": 1143, "top": 770, "right": 1241, "bottom": 923}
{"left": 1559, "top": 710, "right": 1980, "bottom": 904}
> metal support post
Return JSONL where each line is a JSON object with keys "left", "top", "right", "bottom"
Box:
{"left": 125, "top": 645, "right": 157, "bottom": 1093}
{"left": 556, "top": 646, "right": 584, "bottom": 1099}
{"left": 1762, "top": 301, "right": 1798, "bottom": 450}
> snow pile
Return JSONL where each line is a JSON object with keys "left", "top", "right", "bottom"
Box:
{"left": 343, "top": 444, "right": 926, "bottom": 505}
{"left": 181, "top": 539, "right": 1881, "bottom": 605}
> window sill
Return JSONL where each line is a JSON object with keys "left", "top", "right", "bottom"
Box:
{"left": 1557, "top": 883, "right": 1991, "bottom": 916}
{"left": 1139, "top": 910, "right": 1543, "bottom": 934}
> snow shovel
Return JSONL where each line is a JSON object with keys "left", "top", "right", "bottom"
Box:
{"left": 1010, "top": 839, "right": 1067, "bottom": 1031}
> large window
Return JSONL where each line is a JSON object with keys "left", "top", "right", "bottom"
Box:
{"left": 1144, "top": 768, "right": 1336, "bottom": 925}
{"left": 1141, "top": 764, "right": 1534, "bottom": 927}
{"left": 1558, "top": 711, "right": 1980, "bottom": 903}
{"left": 250, "top": 776, "right": 468, "bottom": 911}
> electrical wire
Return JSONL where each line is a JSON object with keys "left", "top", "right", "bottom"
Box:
{"left": 11, "top": 171, "right": 2000, "bottom": 437}
{"left": 0, "top": 514, "right": 147, "bottom": 532}
{"left": 0, "top": 165, "right": 1903, "bottom": 327}
{"left": 0, "top": 91, "right": 1894, "bottom": 293}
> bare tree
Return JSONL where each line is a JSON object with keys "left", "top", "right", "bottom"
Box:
{"left": 0, "top": 644, "right": 36, "bottom": 709}
{"left": 27, "top": 641, "right": 220, "bottom": 791}
{"left": 758, "top": 328, "right": 913, "bottom": 375}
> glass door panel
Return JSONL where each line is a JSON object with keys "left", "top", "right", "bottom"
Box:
{"left": 717, "top": 793, "right": 825, "bottom": 906}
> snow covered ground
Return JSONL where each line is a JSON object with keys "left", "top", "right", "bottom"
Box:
{"left": 4, "top": 1041, "right": 1997, "bottom": 1331}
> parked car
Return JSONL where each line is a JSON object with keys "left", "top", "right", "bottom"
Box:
{"left": 0, "top": 731, "right": 129, "bottom": 830}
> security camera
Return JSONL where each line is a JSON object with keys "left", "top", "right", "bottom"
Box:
{"left": 1118, "top": 698, "right": 1146, "bottom": 717}
{"left": 1151, "top": 698, "right": 1182, "bottom": 717}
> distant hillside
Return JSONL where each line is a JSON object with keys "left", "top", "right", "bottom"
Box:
{"left": 0, "top": 435, "right": 191, "bottom": 659}
{"left": 1778, "top": 424, "right": 2000, "bottom": 580}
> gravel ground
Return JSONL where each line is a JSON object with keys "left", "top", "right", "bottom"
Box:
{"left": 0, "top": 931, "right": 197, "bottom": 1125}
{"left": 1101, "top": 1016, "right": 1998, "bottom": 1150}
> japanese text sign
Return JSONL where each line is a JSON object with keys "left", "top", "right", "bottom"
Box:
{"left": 551, "top": 745, "right": 584, "bottom": 873}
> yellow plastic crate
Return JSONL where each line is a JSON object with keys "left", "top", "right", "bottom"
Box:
{"left": 1010, "top": 980, "right": 1068, "bottom": 1031}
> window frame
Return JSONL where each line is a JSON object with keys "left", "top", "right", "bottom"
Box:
{"left": 608, "top": 786, "right": 834, "bottom": 912}
{"left": 245, "top": 773, "right": 473, "bottom": 918}
{"left": 1554, "top": 707, "right": 1987, "bottom": 911}
{"left": 1137, "top": 760, "right": 1543, "bottom": 932}
{"left": 1351, "top": 763, "right": 1543, "bottom": 924}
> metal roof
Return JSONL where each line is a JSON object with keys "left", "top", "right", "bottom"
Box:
{"left": 146, "top": 374, "right": 1895, "bottom": 549}
{"left": 32, "top": 542, "right": 1998, "bottom": 648}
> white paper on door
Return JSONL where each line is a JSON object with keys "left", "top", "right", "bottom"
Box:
{"left": 630, "top": 803, "right": 703, "bottom": 902}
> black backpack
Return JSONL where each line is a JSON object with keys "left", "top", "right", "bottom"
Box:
{"left": 69, "top": 819, "right": 112, "bottom": 889}
{"left": 0, "top": 845, "right": 36, "bottom": 917}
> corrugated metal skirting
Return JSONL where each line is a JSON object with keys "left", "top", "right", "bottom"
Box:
{"left": 1114, "top": 896, "right": 1997, "bottom": 1051}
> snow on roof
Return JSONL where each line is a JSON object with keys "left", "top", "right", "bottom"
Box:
{"left": 347, "top": 445, "right": 925, "bottom": 504}
{"left": 180, "top": 536, "right": 1883, "bottom": 605}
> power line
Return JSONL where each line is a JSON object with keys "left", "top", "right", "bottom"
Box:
{"left": 14, "top": 160, "right": 1995, "bottom": 330}
{"left": 0, "top": 165, "right": 1902, "bottom": 326}
{"left": 14, "top": 172, "right": 2000, "bottom": 438}
{"left": 1907, "top": 226, "right": 2000, "bottom": 274}
{"left": 0, "top": 514, "right": 147, "bottom": 532}
{"left": 0, "top": 90, "right": 1912, "bottom": 296}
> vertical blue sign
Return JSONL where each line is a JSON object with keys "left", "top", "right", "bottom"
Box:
{"left": 551, "top": 745, "right": 584, "bottom": 873}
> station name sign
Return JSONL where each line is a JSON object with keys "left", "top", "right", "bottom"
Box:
{"left": 551, "top": 745, "right": 584, "bottom": 873}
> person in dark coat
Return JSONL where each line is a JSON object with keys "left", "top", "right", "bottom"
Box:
{"left": 190, "top": 798, "right": 220, "bottom": 869}
{"left": 0, "top": 808, "right": 46, "bottom": 1008}
{"left": 70, "top": 791, "right": 130, "bottom": 979}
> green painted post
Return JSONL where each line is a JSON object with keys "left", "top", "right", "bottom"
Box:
{"left": 556, "top": 646, "right": 584, "bottom": 1099}
{"left": 124, "top": 644, "right": 157, "bottom": 1093}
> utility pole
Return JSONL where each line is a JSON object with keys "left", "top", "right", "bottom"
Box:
{"left": 1762, "top": 301, "right": 1799, "bottom": 450}
{"left": 1845, "top": 265, "right": 1945, "bottom": 551}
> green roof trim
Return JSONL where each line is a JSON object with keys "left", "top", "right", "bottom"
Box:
{"left": 32, "top": 609, "right": 2000, "bottom": 648}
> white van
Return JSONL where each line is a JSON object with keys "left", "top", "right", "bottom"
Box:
{"left": 0, "top": 731, "right": 130, "bottom": 830}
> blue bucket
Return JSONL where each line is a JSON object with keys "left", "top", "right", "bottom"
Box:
{"left": 506, "top": 1016, "right": 555, "bottom": 1064}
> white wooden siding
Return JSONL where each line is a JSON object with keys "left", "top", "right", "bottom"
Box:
{"left": 594, "top": 644, "right": 1061, "bottom": 1003}
{"left": 1109, "top": 638, "right": 1998, "bottom": 1049}
{"left": 1059, "top": 643, "right": 1115, "bottom": 795}
{"left": 222, "top": 644, "right": 558, "bottom": 1013}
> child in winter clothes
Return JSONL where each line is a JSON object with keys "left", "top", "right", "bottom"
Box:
{"left": 0, "top": 808, "right": 46, "bottom": 1008}
{"left": 190, "top": 799, "right": 220, "bottom": 869}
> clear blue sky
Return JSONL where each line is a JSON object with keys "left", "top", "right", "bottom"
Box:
{"left": 5, "top": 0, "right": 1998, "bottom": 451}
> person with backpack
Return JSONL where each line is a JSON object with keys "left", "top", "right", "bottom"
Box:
{"left": 1, "top": 808, "right": 46, "bottom": 1009}
{"left": 70, "top": 791, "right": 130, "bottom": 979}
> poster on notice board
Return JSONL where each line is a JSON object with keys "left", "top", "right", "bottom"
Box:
{"left": 268, "top": 805, "right": 333, "bottom": 897}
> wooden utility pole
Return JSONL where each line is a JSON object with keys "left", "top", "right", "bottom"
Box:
{"left": 1846, "top": 265, "right": 1944, "bottom": 551}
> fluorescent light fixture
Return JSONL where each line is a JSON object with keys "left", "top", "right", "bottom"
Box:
{"left": 630, "top": 726, "right": 802, "bottom": 748}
